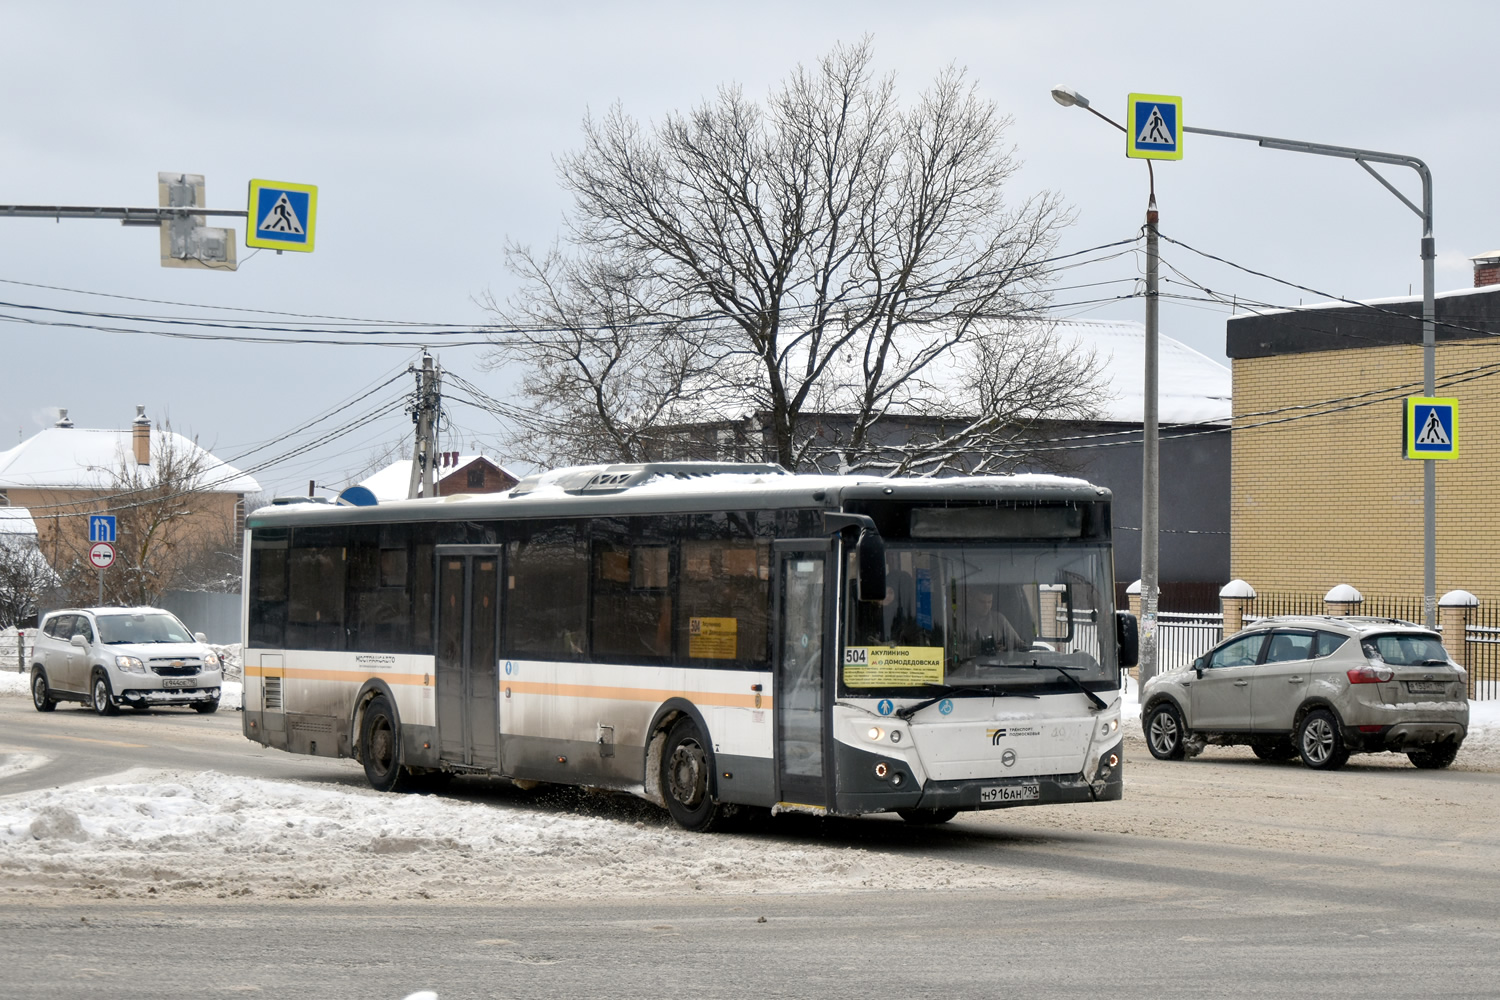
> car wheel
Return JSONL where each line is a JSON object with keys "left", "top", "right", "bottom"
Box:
{"left": 1408, "top": 743, "right": 1460, "bottom": 769}
{"left": 31, "top": 669, "right": 56, "bottom": 712}
{"left": 897, "top": 808, "right": 959, "bottom": 825}
{"left": 1297, "top": 709, "right": 1348, "bottom": 770}
{"left": 1145, "top": 702, "right": 1186, "bottom": 761}
{"left": 192, "top": 699, "right": 220, "bottom": 714}
{"left": 1251, "top": 739, "right": 1298, "bottom": 761}
{"left": 360, "top": 695, "right": 407, "bottom": 792}
{"left": 91, "top": 672, "right": 119, "bottom": 716}
{"left": 660, "top": 716, "right": 726, "bottom": 832}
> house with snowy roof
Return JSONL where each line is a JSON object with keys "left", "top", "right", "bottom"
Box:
{"left": 0, "top": 407, "right": 260, "bottom": 603}
{"left": 356, "top": 452, "right": 519, "bottom": 502}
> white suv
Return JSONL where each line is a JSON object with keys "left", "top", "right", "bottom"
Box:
{"left": 30, "top": 607, "right": 224, "bottom": 715}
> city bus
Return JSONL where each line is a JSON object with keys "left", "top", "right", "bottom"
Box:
{"left": 241, "top": 462, "right": 1136, "bottom": 830}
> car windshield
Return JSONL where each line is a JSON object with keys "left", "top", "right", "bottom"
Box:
{"left": 844, "top": 542, "right": 1116, "bottom": 693}
{"left": 96, "top": 613, "right": 193, "bottom": 645}
{"left": 1361, "top": 633, "right": 1450, "bottom": 666}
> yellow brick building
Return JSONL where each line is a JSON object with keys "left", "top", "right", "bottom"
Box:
{"left": 1227, "top": 279, "right": 1500, "bottom": 600}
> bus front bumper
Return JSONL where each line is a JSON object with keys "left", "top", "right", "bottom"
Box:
{"left": 834, "top": 740, "right": 1123, "bottom": 815}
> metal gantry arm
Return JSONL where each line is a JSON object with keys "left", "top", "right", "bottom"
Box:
{"left": 1182, "top": 124, "right": 1438, "bottom": 627}
{"left": 0, "top": 205, "right": 249, "bottom": 226}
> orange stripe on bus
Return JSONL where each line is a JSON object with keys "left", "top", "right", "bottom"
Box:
{"left": 244, "top": 665, "right": 427, "bottom": 685}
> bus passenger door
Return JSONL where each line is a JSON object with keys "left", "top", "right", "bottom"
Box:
{"left": 435, "top": 548, "right": 501, "bottom": 769}
{"left": 773, "top": 542, "right": 832, "bottom": 810}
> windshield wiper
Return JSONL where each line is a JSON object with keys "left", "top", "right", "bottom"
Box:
{"left": 893, "top": 684, "right": 1036, "bottom": 722}
{"left": 1015, "top": 659, "right": 1108, "bottom": 711}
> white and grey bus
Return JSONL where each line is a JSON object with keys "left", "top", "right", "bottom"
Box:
{"left": 241, "top": 463, "right": 1136, "bottom": 830}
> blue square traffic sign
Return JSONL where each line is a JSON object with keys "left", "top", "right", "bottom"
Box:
{"left": 89, "top": 514, "right": 116, "bottom": 543}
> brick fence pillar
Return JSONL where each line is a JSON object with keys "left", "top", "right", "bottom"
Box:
{"left": 1324, "top": 584, "right": 1364, "bottom": 617}
{"left": 1219, "top": 579, "right": 1256, "bottom": 637}
{"left": 1439, "top": 590, "right": 1479, "bottom": 699}
{"left": 1125, "top": 580, "right": 1141, "bottom": 681}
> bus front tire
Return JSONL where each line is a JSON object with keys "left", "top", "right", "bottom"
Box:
{"left": 360, "top": 695, "right": 406, "bottom": 792}
{"left": 661, "top": 716, "right": 726, "bottom": 832}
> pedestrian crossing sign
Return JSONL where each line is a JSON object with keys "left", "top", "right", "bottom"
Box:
{"left": 1406, "top": 397, "right": 1458, "bottom": 460}
{"left": 1127, "top": 93, "right": 1183, "bottom": 161}
{"left": 246, "top": 179, "right": 317, "bottom": 252}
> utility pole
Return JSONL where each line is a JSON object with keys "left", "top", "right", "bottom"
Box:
{"left": 1140, "top": 194, "right": 1161, "bottom": 685}
{"left": 407, "top": 352, "right": 442, "bottom": 500}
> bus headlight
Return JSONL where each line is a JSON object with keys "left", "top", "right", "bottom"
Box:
{"left": 1099, "top": 718, "right": 1118, "bottom": 738}
{"left": 867, "top": 726, "right": 885, "bottom": 742}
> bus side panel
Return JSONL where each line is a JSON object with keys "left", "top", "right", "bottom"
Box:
{"left": 243, "top": 647, "right": 436, "bottom": 762}
{"left": 498, "top": 660, "right": 776, "bottom": 804}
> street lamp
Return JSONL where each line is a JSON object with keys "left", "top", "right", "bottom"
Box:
{"left": 1177, "top": 124, "right": 1436, "bottom": 628}
{"left": 1051, "top": 86, "right": 1165, "bottom": 685}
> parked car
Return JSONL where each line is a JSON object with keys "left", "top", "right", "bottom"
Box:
{"left": 29, "top": 607, "right": 223, "bottom": 715}
{"left": 1141, "top": 616, "right": 1467, "bottom": 770}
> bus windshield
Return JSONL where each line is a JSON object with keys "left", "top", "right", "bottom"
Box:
{"left": 844, "top": 543, "right": 1116, "bottom": 692}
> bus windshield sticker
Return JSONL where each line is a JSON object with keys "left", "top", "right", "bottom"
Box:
{"left": 689, "top": 616, "right": 738, "bottom": 658}
{"left": 842, "top": 646, "right": 944, "bottom": 687}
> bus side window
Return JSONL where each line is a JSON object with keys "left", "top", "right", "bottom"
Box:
{"left": 248, "top": 529, "right": 288, "bottom": 648}
{"left": 678, "top": 537, "right": 770, "bottom": 667}
{"left": 590, "top": 516, "right": 673, "bottom": 663}
{"left": 504, "top": 522, "right": 588, "bottom": 659}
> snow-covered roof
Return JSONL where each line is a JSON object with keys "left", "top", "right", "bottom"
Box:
{"left": 1056, "top": 319, "right": 1231, "bottom": 425}
{"left": 1227, "top": 280, "right": 1500, "bottom": 319}
{"left": 0, "top": 428, "right": 259, "bottom": 494}
{"left": 357, "top": 454, "right": 518, "bottom": 502}
{"left": 0, "top": 506, "right": 37, "bottom": 536}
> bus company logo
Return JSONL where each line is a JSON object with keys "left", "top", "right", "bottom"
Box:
{"left": 1001, "top": 749, "right": 1017, "bottom": 767}
{"left": 988, "top": 728, "right": 1007, "bottom": 745}
{"left": 844, "top": 647, "right": 869, "bottom": 666}
{"left": 354, "top": 654, "right": 396, "bottom": 666}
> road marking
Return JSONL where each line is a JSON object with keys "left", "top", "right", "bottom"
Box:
{"left": 36, "top": 734, "right": 149, "bottom": 749}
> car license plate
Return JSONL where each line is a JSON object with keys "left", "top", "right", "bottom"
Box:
{"left": 980, "top": 783, "right": 1040, "bottom": 804}
{"left": 161, "top": 677, "right": 194, "bottom": 689}
{"left": 1407, "top": 681, "right": 1448, "bottom": 694}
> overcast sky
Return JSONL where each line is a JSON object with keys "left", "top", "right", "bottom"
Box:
{"left": 2, "top": 1, "right": 1494, "bottom": 497}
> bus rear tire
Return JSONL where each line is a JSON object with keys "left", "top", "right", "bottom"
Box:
{"left": 360, "top": 695, "right": 406, "bottom": 792}
{"left": 661, "top": 716, "right": 726, "bottom": 832}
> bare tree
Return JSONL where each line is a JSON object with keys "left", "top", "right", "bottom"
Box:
{"left": 485, "top": 40, "right": 1106, "bottom": 473}
{"left": 51, "top": 426, "right": 239, "bottom": 607}
{"left": 0, "top": 535, "right": 56, "bottom": 628}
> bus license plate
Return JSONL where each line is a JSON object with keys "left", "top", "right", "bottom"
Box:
{"left": 162, "top": 677, "right": 194, "bottom": 689}
{"left": 981, "top": 783, "right": 1039, "bottom": 804}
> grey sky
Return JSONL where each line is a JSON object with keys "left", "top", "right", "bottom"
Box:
{"left": 2, "top": 1, "right": 1493, "bottom": 496}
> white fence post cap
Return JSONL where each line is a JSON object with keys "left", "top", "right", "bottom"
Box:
{"left": 1125, "top": 579, "right": 1141, "bottom": 595}
{"left": 1324, "top": 584, "right": 1364, "bottom": 603}
{"left": 1218, "top": 579, "right": 1256, "bottom": 599}
{"left": 1439, "top": 589, "right": 1479, "bottom": 608}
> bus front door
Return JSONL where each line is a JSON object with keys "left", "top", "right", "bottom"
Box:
{"left": 435, "top": 548, "right": 501, "bottom": 769}
{"left": 773, "top": 543, "right": 832, "bottom": 810}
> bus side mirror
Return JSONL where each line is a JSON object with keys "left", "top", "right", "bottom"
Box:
{"left": 1115, "top": 611, "right": 1139, "bottom": 669}
{"left": 855, "top": 527, "right": 886, "bottom": 603}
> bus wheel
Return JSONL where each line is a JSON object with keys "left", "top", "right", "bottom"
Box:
{"left": 897, "top": 808, "right": 958, "bottom": 825}
{"left": 360, "top": 696, "right": 406, "bottom": 792}
{"left": 661, "top": 716, "right": 725, "bottom": 832}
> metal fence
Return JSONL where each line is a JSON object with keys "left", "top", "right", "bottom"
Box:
{"left": 1, "top": 628, "right": 35, "bottom": 674}
{"left": 1465, "top": 603, "right": 1500, "bottom": 700}
{"left": 1155, "top": 611, "right": 1223, "bottom": 671}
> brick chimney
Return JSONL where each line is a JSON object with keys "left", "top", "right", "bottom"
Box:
{"left": 1472, "top": 250, "right": 1500, "bottom": 288}
{"left": 132, "top": 405, "right": 150, "bottom": 466}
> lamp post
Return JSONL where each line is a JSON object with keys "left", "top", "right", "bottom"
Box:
{"left": 1179, "top": 125, "right": 1436, "bottom": 627}
{"left": 1053, "top": 89, "right": 1440, "bottom": 640}
{"left": 1050, "top": 87, "right": 1163, "bottom": 684}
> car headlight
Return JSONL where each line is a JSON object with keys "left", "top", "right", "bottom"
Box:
{"left": 202, "top": 651, "right": 220, "bottom": 669}
{"left": 115, "top": 655, "right": 147, "bottom": 674}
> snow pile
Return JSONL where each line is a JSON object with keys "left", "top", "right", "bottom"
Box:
{"left": 0, "top": 769, "right": 1079, "bottom": 902}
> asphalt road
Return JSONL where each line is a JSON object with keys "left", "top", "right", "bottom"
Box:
{"left": 4, "top": 697, "right": 1500, "bottom": 998}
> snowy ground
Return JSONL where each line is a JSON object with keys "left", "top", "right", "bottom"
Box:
{"left": 3, "top": 670, "right": 1499, "bottom": 905}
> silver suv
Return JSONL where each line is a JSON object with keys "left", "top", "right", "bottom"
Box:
{"left": 30, "top": 607, "right": 223, "bottom": 715}
{"left": 1141, "top": 616, "right": 1467, "bottom": 770}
